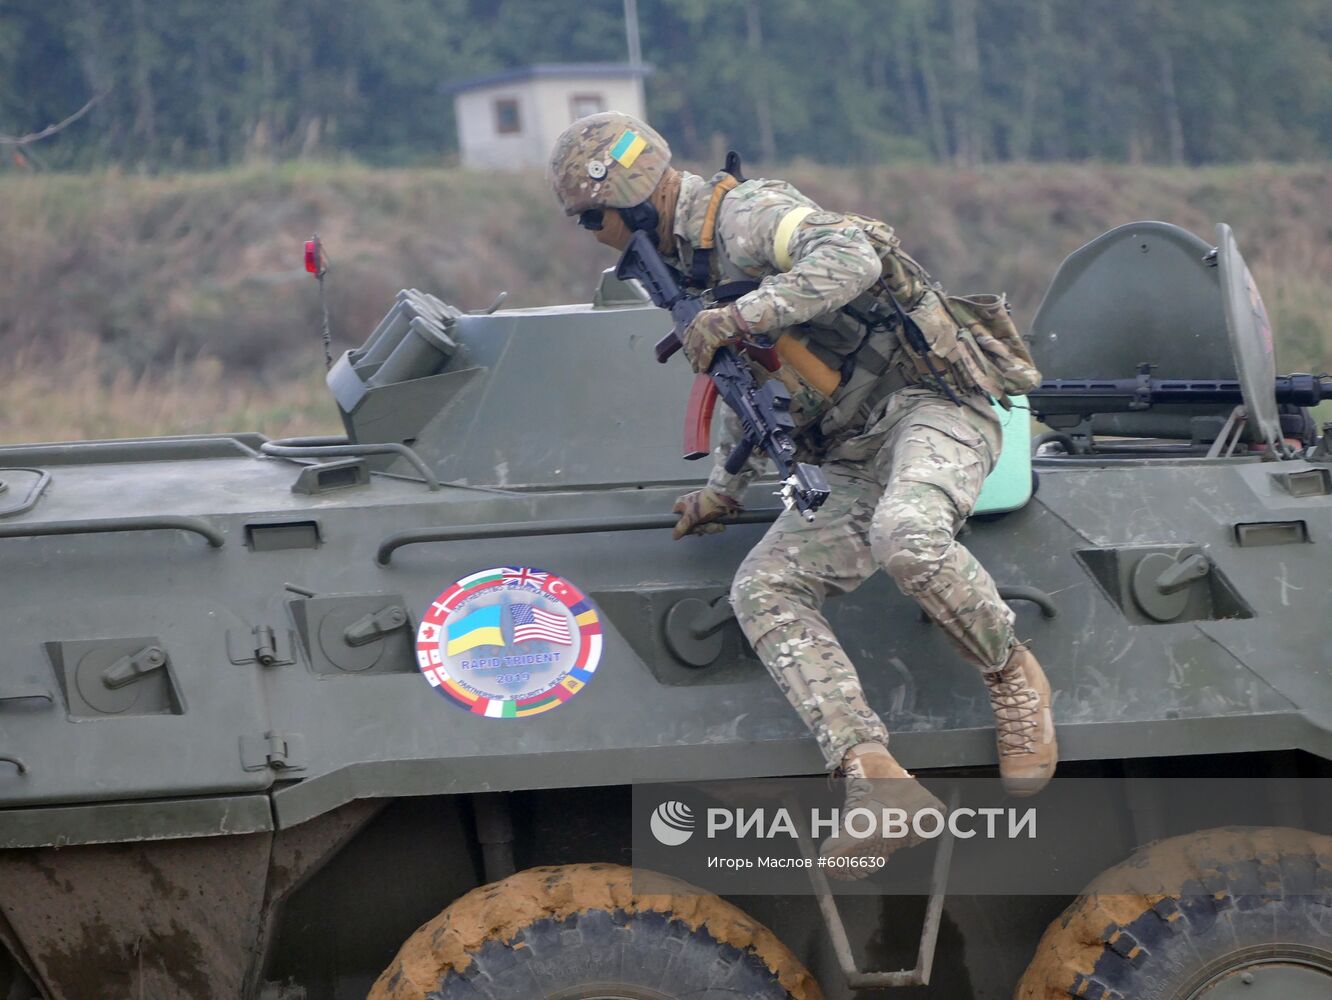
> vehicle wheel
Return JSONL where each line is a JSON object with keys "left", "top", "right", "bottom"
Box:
{"left": 1015, "top": 826, "right": 1332, "bottom": 1000}
{"left": 369, "top": 862, "right": 822, "bottom": 1000}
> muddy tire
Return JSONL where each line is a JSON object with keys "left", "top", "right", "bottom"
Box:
{"left": 369, "top": 863, "right": 821, "bottom": 1000}
{"left": 1015, "top": 826, "right": 1332, "bottom": 1000}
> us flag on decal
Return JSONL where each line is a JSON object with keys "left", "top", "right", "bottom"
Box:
{"left": 509, "top": 603, "right": 572, "bottom": 646}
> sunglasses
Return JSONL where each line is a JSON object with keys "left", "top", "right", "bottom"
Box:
{"left": 578, "top": 209, "right": 604, "bottom": 231}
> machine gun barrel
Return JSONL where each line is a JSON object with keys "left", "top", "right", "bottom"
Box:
{"left": 1029, "top": 374, "right": 1332, "bottom": 417}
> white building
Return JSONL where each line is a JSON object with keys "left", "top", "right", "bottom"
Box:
{"left": 448, "top": 63, "right": 652, "bottom": 170}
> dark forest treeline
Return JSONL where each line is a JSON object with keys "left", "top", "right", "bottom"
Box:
{"left": 3, "top": 0, "right": 1331, "bottom": 170}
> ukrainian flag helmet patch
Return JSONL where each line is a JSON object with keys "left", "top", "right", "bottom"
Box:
{"left": 610, "top": 129, "right": 648, "bottom": 168}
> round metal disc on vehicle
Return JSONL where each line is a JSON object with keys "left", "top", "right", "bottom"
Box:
{"left": 74, "top": 647, "right": 145, "bottom": 715}
{"left": 663, "top": 598, "right": 724, "bottom": 668}
{"left": 1192, "top": 961, "right": 1332, "bottom": 999}
{"left": 1216, "top": 222, "right": 1283, "bottom": 453}
{"left": 1131, "top": 552, "right": 1192, "bottom": 622}
{"left": 318, "top": 607, "right": 386, "bottom": 672}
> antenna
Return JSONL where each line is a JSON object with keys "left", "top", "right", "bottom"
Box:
{"left": 624, "top": 0, "right": 642, "bottom": 67}
{"left": 304, "top": 234, "right": 333, "bottom": 368}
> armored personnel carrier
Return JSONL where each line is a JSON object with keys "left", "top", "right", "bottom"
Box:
{"left": 0, "top": 221, "right": 1328, "bottom": 1000}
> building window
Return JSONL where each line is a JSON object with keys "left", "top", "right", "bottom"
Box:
{"left": 495, "top": 98, "right": 521, "bottom": 135}
{"left": 570, "top": 94, "right": 606, "bottom": 120}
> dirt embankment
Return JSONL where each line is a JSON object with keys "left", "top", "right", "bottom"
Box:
{"left": 1, "top": 162, "right": 1328, "bottom": 442}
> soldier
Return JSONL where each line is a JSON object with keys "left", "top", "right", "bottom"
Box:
{"left": 549, "top": 112, "right": 1056, "bottom": 873}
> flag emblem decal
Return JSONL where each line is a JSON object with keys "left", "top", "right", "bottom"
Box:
{"left": 416, "top": 566, "right": 603, "bottom": 719}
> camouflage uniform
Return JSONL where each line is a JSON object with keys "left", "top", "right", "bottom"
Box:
{"left": 668, "top": 172, "right": 1017, "bottom": 769}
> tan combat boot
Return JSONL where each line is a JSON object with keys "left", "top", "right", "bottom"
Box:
{"left": 819, "top": 742, "right": 946, "bottom": 881}
{"left": 984, "top": 644, "right": 1058, "bottom": 796}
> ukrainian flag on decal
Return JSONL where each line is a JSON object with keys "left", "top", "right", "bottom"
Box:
{"left": 610, "top": 129, "right": 647, "bottom": 168}
{"left": 445, "top": 605, "right": 504, "bottom": 656}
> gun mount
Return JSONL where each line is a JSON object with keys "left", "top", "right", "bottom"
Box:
{"left": 1028, "top": 221, "right": 1326, "bottom": 456}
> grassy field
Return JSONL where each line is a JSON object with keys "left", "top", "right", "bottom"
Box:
{"left": 1, "top": 161, "right": 1328, "bottom": 443}
{"left": 0, "top": 338, "right": 338, "bottom": 443}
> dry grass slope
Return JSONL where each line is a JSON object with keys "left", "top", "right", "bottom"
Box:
{"left": 1, "top": 162, "right": 1328, "bottom": 443}
{"left": 0, "top": 339, "right": 337, "bottom": 444}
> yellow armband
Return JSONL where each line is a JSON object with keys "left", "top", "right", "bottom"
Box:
{"left": 772, "top": 206, "right": 815, "bottom": 271}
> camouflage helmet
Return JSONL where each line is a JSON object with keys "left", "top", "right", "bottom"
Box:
{"left": 549, "top": 111, "right": 671, "bottom": 216}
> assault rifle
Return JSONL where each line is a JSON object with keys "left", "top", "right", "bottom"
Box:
{"left": 1028, "top": 369, "right": 1332, "bottom": 420}
{"left": 615, "top": 230, "right": 830, "bottom": 521}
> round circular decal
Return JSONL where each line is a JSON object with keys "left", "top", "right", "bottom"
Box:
{"left": 415, "top": 566, "right": 601, "bottom": 718}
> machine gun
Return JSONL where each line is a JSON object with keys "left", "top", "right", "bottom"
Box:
{"left": 615, "top": 230, "right": 830, "bottom": 520}
{"left": 1027, "top": 367, "right": 1332, "bottom": 420}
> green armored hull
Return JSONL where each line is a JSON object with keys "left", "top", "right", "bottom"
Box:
{"left": 0, "top": 222, "right": 1329, "bottom": 1000}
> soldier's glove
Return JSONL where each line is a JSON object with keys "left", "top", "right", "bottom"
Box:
{"left": 671, "top": 487, "right": 743, "bottom": 540}
{"left": 681, "top": 304, "right": 749, "bottom": 374}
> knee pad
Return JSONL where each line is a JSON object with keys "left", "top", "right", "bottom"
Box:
{"left": 872, "top": 483, "right": 956, "bottom": 593}
{"left": 881, "top": 546, "right": 945, "bottom": 595}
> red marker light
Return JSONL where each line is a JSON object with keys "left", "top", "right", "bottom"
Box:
{"left": 304, "top": 237, "right": 323, "bottom": 276}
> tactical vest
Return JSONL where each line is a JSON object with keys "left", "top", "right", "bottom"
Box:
{"left": 839, "top": 213, "right": 1041, "bottom": 408}
{"left": 686, "top": 175, "right": 1041, "bottom": 444}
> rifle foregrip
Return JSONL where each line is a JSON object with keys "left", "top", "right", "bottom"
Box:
{"left": 723, "top": 437, "right": 756, "bottom": 476}
{"left": 683, "top": 374, "right": 717, "bottom": 460}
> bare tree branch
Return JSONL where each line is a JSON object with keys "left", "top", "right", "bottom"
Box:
{"left": 0, "top": 92, "right": 105, "bottom": 147}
